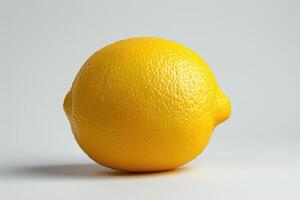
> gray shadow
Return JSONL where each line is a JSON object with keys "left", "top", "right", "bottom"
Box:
{"left": 0, "top": 163, "right": 190, "bottom": 180}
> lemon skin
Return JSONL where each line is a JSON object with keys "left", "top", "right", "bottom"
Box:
{"left": 64, "top": 37, "right": 231, "bottom": 172}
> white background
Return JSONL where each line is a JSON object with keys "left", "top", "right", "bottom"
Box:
{"left": 1, "top": 0, "right": 299, "bottom": 199}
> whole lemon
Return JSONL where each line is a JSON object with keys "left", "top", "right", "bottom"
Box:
{"left": 64, "top": 37, "right": 231, "bottom": 172}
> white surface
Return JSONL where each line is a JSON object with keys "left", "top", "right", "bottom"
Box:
{"left": 1, "top": 163, "right": 299, "bottom": 200}
{"left": 1, "top": 144, "right": 299, "bottom": 199}
{"left": 1, "top": 0, "right": 300, "bottom": 199}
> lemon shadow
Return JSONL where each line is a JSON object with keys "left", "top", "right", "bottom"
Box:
{"left": 1, "top": 163, "right": 190, "bottom": 180}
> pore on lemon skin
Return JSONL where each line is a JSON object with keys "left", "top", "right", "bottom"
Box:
{"left": 64, "top": 37, "right": 231, "bottom": 172}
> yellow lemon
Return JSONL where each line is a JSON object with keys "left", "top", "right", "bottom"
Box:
{"left": 64, "top": 37, "right": 231, "bottom": 172}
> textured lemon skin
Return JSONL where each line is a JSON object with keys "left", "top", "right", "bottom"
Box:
{"left": 64, "top": 37, "right": 231, "bottom": 172}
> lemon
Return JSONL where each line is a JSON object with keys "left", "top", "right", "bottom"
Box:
{"left": 64, "top": 37, "right": 231, "bottom": 172}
